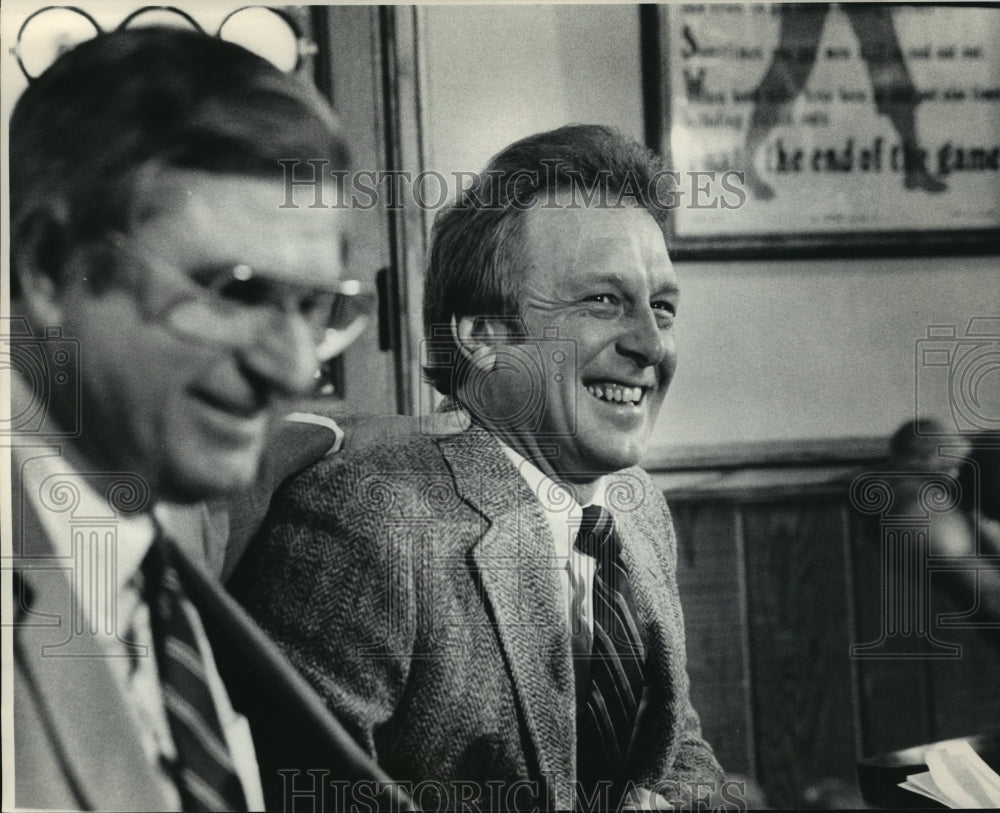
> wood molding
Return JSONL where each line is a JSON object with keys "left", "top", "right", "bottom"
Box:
{"left": 646, "top": 436, "right": 889, "bottom": 501}
{"left": 654, "top": 465, "right": 865, "bottom": 502}
{"left": 644, "top": 436, "right": 888, "bottom": 472}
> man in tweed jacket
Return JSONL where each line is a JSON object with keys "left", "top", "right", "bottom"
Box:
{"left": 238, "top": 125, "right": 723, "bottom": 810}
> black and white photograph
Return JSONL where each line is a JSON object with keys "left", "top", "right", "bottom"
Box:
{"left": 2, "top": 1, "right": 999, "bottom": 810}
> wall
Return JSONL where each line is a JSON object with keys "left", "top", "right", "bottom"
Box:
{"left": 420, "top": 4, "right": 1000, "bottom": 465}
{"left": 668, "top": 476, "right": 1000, "bottom": 807}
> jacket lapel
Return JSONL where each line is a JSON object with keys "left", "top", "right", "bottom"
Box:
{"left": 13, "top": 492, "right": 173, "bottom": 811}
{"left": 439, "top": 426, "right": 576, "bottom": 807}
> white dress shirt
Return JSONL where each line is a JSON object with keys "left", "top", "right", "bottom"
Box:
{"left": 16, "top": 444, "right": 266, "bottom": 811}
{"left": 498, "top": 444, "right": 608, "bottom": 642}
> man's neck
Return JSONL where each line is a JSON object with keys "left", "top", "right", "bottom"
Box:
{"left": 481, "top": 423, "right": 602, "bottom": 505}
{"left": 10, "top": 368, "right": 165, "bottom": 503}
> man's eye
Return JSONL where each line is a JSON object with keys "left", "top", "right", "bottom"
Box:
{"left": 652, "top": 300, "right": 677, "bottom": 324}
{"left": 298, "top": 292, "right": 329, "bottom": 317}
{"left": 303, "top": 292, "right": 337, "bottom": 324}
{"left": 585, "top": 294, "right": 618, "bottom": 306}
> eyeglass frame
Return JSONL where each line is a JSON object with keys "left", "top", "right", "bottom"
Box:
{"left": 100, "top": 230, "right": 374, "bottom": 354}
{"left": 11, "top": 4, "right": 318, "bottom": 81}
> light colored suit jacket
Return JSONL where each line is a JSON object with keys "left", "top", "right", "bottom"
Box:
{"left": 237, "top": 424, "right": 722, "bottom": 810}
{"left": 10, "top": 449, "right": 406, "bottom": 811}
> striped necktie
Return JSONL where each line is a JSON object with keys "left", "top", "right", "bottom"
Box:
{"left": 574, "top": 505, "right": 647, "bottom": 789}
{"left": 142, "top": 537, "right": 248, "bottom": 812}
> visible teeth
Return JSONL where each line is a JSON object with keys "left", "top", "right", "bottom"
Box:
{"left": 586, "top": 384, "right": 644, "bottom": 405}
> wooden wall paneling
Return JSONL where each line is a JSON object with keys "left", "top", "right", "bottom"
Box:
{"left": 849, "top": 502, "right": 1000, "bottom": 755}
{"left": 741, "top": 497, "right": 858, "bottom": 808}
{"left": 848, "top": 509, "right": 936, "bottom": 757}
{"left": 669, "top": 500, "right": 753, "bottom": 776}
{"left": 668, "top": 475, "right": 1000, "bottom": 805}
{"left": 923, "top": 573, "right": 1000, "bottom": 743}
{"left": 923, "top": 627, "right": 1000, "bottom": 744}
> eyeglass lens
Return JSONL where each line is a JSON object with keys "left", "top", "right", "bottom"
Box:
{"left": 15, "top": 7, "right": 101, "bottom": 80}
{"left": 14, "top": 5, "right": 304, "bottom": 80}
{"left": 165, "top": 277, "right": 372, "bottom": 349}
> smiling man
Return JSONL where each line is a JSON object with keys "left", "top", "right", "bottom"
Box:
{"left": 238, "top": 125, "right": 723, "bottom": 810}
{"left": 8, "top": 27, "right": 404, "bottom": 811}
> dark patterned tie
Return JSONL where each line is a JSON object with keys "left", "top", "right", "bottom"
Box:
{"left": 574, "top": 505, "right": 647, "bottom": 789}
{"left": 142, "top": 537, "right": 248, "bottom": 812}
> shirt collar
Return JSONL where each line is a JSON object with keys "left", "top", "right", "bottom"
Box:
{"left": 498, "top": 442, "right": 608, "bottom": 559}
{"left": 498, "top": 443, "right": 607, "bottom": 510}
{"left": 18, "top": 444, "right": 157, "bottom": 595}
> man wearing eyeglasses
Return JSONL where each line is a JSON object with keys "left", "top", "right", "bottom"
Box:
{"left": 7, "top": 27, "right": 408, "bottom": 812}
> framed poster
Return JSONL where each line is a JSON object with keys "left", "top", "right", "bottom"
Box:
{"left": 653, "top": 3, "right": 1000, "bottom": 258}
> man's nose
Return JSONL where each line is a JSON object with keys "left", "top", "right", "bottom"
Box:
{"left": 239, "top": 310, "right": 318, "bottom": 397}
{"left": 616, "top": 306, "right": 668, "bottom": 368}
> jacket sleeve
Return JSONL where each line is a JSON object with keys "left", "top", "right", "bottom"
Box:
{"left": 233, "top": 454, "right": 420, "bottom": 760}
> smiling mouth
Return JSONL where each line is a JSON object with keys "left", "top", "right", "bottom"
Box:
{"left": 585, "top": 382, "right": 647, "bottom": 406}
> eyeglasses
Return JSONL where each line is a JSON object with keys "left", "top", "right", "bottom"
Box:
{"left": 105, "top": 232, "right": 375, "bottom": 358}
{"left": 11, "top": 5, "right": 316, "bottom": 81}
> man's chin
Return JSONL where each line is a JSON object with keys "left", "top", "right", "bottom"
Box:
{"left": 554, "top": 450, "right": 643, "bottom": 483}
{"left": 572, "top": 431, "right": 647, "bottom": 474}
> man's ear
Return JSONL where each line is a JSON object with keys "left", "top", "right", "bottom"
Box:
{"left": 452, "top": 314, "right": 515, "bottom": 372}
{"left": 12, "top": 203, "right": 74, "bottom": 327}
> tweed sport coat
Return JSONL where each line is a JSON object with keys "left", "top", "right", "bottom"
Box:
{"left": 236, "top": 424, "right": 723, "bottom": 810}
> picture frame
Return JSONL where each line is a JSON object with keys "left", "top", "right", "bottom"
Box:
{"left": 644, "top": 3, "right": 1000, "bottom": 259}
